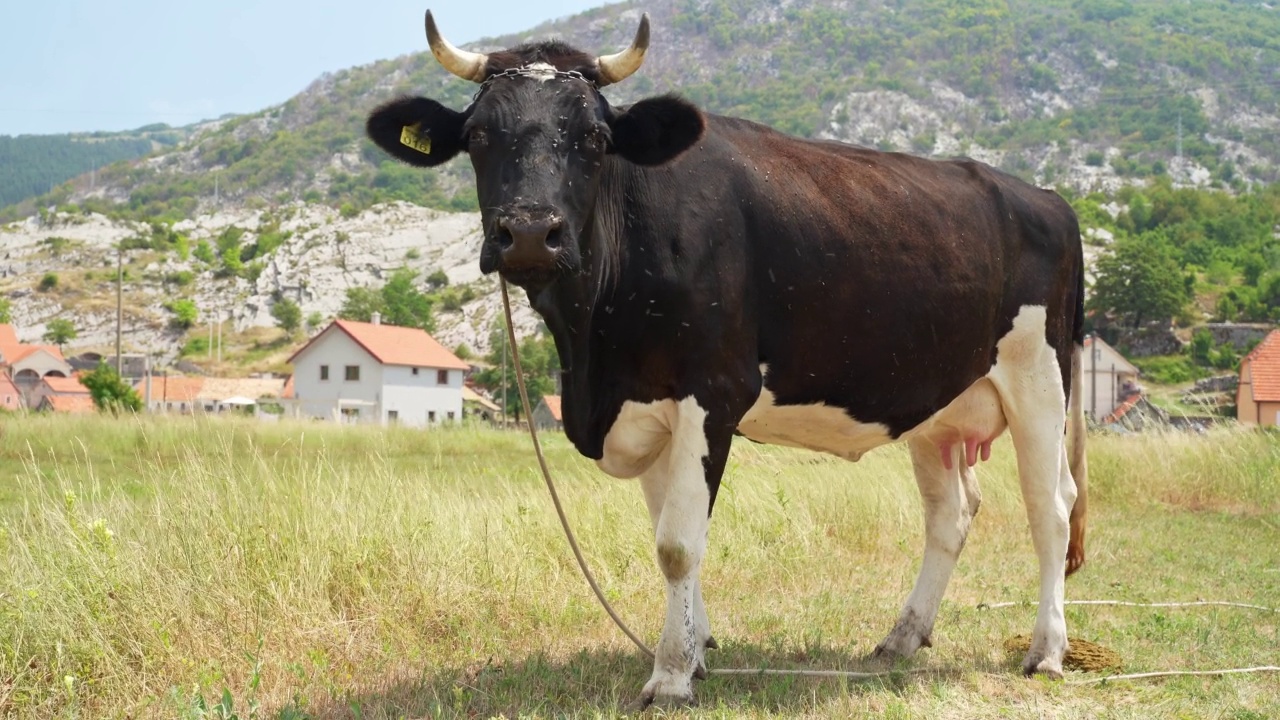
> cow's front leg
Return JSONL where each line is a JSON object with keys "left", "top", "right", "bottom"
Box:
{"left": 634, "top": 397, "right": 729, "bottom": 709}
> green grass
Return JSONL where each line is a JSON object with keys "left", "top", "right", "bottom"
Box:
{"left": 1, "top": 415, "right": 1278, "bottom": 718}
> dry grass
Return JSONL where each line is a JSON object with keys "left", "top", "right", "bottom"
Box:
{"left": 0, "top": 415, "right": 1277, "bottom": 719}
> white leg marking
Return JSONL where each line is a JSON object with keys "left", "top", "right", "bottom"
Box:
{"left": 876, "top": 437, "right": 974, "bottom": 658}
{"left": 637, "top": 440, "right": 712, "bottom": 669}
{"left": 636, "top": 396, "right": 711, "bottom": 708}
{"left": 988, "top": 305, "right": 1073, "bottom": 678}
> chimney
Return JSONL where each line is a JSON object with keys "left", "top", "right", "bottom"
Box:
{"left": 370, "top": 312, "right": 381, "bottom": 325}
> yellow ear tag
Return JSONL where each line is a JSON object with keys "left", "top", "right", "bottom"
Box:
{"left": 399, "top": 123, "right": 432, "bottom": 155}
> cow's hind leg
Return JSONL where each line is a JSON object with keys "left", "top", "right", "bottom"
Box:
{"left": 875, "top": 437, "right": 975, "bottom": 658}
{"left": 634, "top": 397, "right": 728, "bottom": 709}
{"left": 989, "top": 306, "right": 1076, "bottom": 678}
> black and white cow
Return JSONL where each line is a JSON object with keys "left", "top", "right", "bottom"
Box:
{"left": 368, "top": 12, "right": 1089, "bottom": 708}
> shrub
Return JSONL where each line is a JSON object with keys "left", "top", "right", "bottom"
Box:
{"left": 165, "top": 299, "right": 199, "bottom": 329}
{"left": 182, "top": 337, "right": 209, "bottom": 356}
{"left": 80, "top": 363, "right": 142, "bottom": 413}
{"left": 38, "top": 273, "right": 58, "bottom": 292}
{"left": 1132, "top": 354, "right": 1205, "bottom": 385}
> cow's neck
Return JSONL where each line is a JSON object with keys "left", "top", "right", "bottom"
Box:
{"left": 519, "top": 170, "right": 619, "bottom": 453}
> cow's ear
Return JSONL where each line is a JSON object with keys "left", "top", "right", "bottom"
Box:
{"left": 607, "top": 94, "right": 704, "bottom": 166}
{"left": 366, "top": 97, "right": 468, "bottom": 167}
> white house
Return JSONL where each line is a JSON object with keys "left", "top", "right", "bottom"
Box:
{"left": 1, "top": 324, "right": 75, "bottom": 407}
{"left": 1083, "top": 335, "right": 1141, "bottom": 422}
{"left": 286, "top": 317, "right": 469, "bottom": 427}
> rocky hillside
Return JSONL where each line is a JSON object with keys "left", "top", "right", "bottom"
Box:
{"left": 4, "top": 0, "right": 1279, "bottom": 222}
{"left": 0, "top": 205, "right": 540, "bottom": 367}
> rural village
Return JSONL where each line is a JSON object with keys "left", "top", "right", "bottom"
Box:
{"left": 4, "top": 315, "right": 1280, "bottom": 432}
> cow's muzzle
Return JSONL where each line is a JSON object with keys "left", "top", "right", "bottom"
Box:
{"left": 481, "top": 208, "right": 565, "bottom": 287}
{"left": 497, "top": 212, "right": 563, "bottom": 266}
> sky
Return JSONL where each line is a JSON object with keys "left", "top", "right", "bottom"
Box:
{"left": 0, "top": 0, "right": 609, "bottom": 136}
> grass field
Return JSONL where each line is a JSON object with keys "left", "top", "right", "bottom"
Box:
{"left": 1, "top": 415, "right": 1277, "bottom": 719}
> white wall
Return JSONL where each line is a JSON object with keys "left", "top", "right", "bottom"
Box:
{"left": 291, "top": 329, "right": 384, "bottom": 423}
{"left": 1083, "top": 341, "right": 1138, "bottom": 420}
{"left": 10, "top": 350, "right": 72, "bottom": 380}
{"left": 382, "top": 366, "right": 464, "bottom": 427}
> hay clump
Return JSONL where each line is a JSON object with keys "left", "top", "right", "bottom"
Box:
{"left": 1003, "top": 635, "right": 1124, "bottom": 673}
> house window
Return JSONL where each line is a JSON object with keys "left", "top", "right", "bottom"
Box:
{"left": 320, "top": 365, "right": 329, "bottom": 381}
{"left": 388, "top": 410, "right": 399, "bottom": 423}
{"left": 447, "top": 411, "right": 455, "bottom": 422}
{"left": 344, "top": 365, "right": 360, "bottom": 381}
{"left": 437, "top": 369, "right": 449, "bottom": 385}
{"left": 412, "top": 367, "right": 419, "bottom": 376}
{"left": 428, "top": 410, "right": 436, "bottom": 423}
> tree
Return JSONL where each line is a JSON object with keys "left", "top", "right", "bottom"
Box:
{"left": 271, "top": 298, "right": 302, "bottom": 335}
{"left": 380, "top": 268, "right": 435, "bottom": 331}
{"left": 339, "top": 287, "right": 383, "bottom": 323}
{"left": 0, "top": 297, "right": 10, "bottom": 323}
{"left": 43, "top": 318, "right": 77, "bottom": 349}
{"left": 80, "top": 363, "right": 142, "bottom": 413}
{"left": 1088, "top": 234, "right": 1189, "bottom": 328}
{"left": 339, "top": 267, "right": 435, "bottom": 331}
{"left": 473, "top": 320, "right": 560, "bottom": 422}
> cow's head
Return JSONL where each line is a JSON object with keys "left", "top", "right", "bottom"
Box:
{"left": 367, "top": 11, "right": 704, "bottom": 291}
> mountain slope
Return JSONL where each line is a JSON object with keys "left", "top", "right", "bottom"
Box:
{"left": 0, "top": 125, "right": 188, "bottom": 209}
{"left": 4, "top": 0, "right": 1279, "bottom": 223}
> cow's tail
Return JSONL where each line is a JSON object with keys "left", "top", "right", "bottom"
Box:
{"left": 1066, "top": 261, "right": 1088, "bottom": 577}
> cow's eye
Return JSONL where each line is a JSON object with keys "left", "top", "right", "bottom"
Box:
{"left": 469, "top": 129, "right": 489, "bottom": 148}
{"left": 582, "top": 126, "right": 606, "bottom": 152}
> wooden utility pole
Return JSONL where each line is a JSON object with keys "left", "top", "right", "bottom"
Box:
{"left": 116, "top": 245, "right": 123, "bottom": 375}
{"left": 501, "top": 322, "right": 508, "bottom": 425}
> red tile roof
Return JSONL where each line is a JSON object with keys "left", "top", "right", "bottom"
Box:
{"left": 1102, "top": 394, "right": 1142, "bottom": 425}
{"left": 1242, "top": 330, "right": 1280, "bottom": 403}
{"left": 133, "top": 376, "right": 205, "bottom": 402}
{"left": 0, "top": 325, "right": 67, "bottom": 364}
{"left": 541, "top": 394, "right": 563, "bottom": 422}
{"left": 41, "top": 394, "right": 97, "bottom": 414}
{"left": 289, "top": 320, "right": 469, "bottom": 370}
{"left": 42, "top": 376, "right": 89, "bottom": 394}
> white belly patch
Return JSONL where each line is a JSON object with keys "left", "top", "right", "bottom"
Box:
{"left": 738, "top": 364, "right": 1009, "bottom": 466}
{"left": 737, "top": 373, "right": 893, "bottom": 461}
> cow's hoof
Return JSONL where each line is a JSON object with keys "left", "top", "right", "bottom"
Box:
{"left": 705, "top": 635, "right": 719, "bottom": 650}
{"left": 629, "top": 687, "right": 696, "bottom": 713}
{"left": 1021, "top": 651, "right": 1065, "bottom": 680}
{"left": 873, "top": 620, "right": 932, "bottom": 659}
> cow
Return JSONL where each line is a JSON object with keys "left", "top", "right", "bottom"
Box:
{"left": 366, "top": 11, "right": 1089, "bottom": 708}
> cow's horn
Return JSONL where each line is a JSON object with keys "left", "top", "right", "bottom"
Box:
{"left": 425, "top": 10, "right": 489, "bottom": 83}
{"left": 596, "top": 13, "right": 650, "bottom": 86}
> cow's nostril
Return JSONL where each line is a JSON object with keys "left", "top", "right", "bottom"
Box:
{"left": 495, "top": 224, "right": 514, "bottom": 249}
{"left": 545, "top": 224, "right": 562, "bottom": 249}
